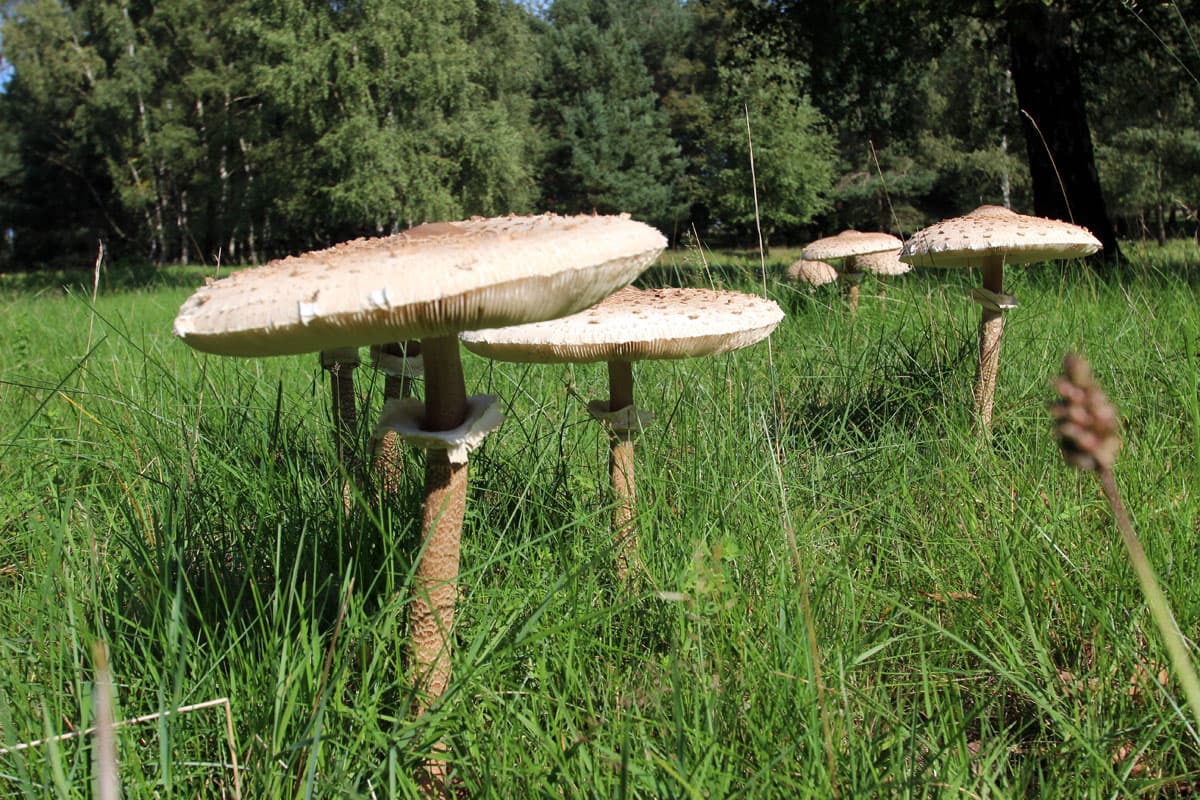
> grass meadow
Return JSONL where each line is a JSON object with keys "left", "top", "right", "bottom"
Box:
{"left": 1, "top": 239, "right": 1198, "bottom": 797}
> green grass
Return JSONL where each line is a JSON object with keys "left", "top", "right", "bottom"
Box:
{"left": 1, "top": 241, "right": 1198, "bottom": 797}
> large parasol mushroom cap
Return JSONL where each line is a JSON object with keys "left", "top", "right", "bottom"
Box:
{"left": 899, "top": 205, "right": 1101, "bottom": 268}
{"left": 459, "top": 286, "right": 784, "bottom": 364}
{"left": 174, "top": 213, "right": 667, "bottom": 357}
{"left": 898, "top": 205, "right": 1102, "bottom": 431}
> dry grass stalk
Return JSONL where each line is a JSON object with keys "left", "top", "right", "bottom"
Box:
{"left": 1050, "top": 353, "right": 1200, "bottom": 735}
{"left": 0, "top": 695, "right": 242, "bottom": 799}
{"left": 92, "top": 641, "right": 119, "bottom": 800}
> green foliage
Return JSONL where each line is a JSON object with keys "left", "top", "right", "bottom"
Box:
{"left": 1078, "top": 2, "right": 1200, "bottom": 241}
{"left": 234, "top": 0, "right": 540, "bottom": 249}
{"left": 247, "top": 0, "right": 536, "bottom": 242}
{"left": 534, "top": 0, "right": 686, "bottom": 232}
{"left": 1, "top": 0, "right": 1198, "bottom": 264}
{"left": 698, "top": 56, "right": 835, "bottom": 240}
{"left": 0, "top": 0, "right": 537, "bottom": 266}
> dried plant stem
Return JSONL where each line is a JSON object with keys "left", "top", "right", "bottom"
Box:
{"left": 1098, "top": 467, "right": 1200, "bottom": 733}
{"left": 92, "top": 642, "right": 119, "bottom": 800}
{"left": 763, "top": 419, "right": 838, "bottom": 796}
{"left": 294, "top": 577, "right": 354, "bottom": 800}
{"left": 1, "top": 698, "right": 243, "bottom": 799}
{"left": 973, "top": 258, "right": 1005, "bottom": 430}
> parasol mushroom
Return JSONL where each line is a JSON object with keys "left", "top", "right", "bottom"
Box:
{"left": 802, "top": 230, "right": 902, "bottom": 312}
{"left": 173, "top": 215, "right": 667, "bottom": 780}
{"left": 899, "top": 205, "right": 1101, "bottom": 429}
{"left": 787, "top": 258, "right": 838, "bottom": 288}
{"left": 855, "top": 247, "right": 910, "bottom": 302}
{"left": 460, "top": 286, "right": 783, "bottom": 584}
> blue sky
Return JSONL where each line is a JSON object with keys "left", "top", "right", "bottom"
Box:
{"left": 0, "top": 23, "right": 9, "bottom": 90}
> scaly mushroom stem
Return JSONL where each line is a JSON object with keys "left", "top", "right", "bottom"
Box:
{"left": 375, "top": 340, "right": 422, "bottom": 495}
{"left": 408, "top": 335, "right": 470, "bottom": 795}
{"left": 409, "top": 333, "right": 469, "bottom": 717}
{"left": 974, "top": 256, "right": 1006, "bottom": 430}
{"left": 607, "top": 359, "right": 642, "bottom": 583}
{"left": 414, "top": 449, "right": 466, "bottom": 705}
{"left": 321, "top": 348, "right": 361, "bottom": 511}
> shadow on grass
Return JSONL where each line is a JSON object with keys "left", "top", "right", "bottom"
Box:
{"left": 109, "top": 405, "right": 429, "bottom": 666}
{"left": 778, "top": 328, "right": 975, "bottom": 450}
{"left": 465, "top": 434, "right": 679, "bottom": 655}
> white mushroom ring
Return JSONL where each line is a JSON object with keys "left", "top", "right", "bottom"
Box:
{"left": 373, "top": 395, "right": 505, "bottom": 465}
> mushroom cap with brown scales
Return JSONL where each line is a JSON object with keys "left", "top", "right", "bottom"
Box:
{"left": 787, "top": 259, "right": 838, "bottom": 287}
{"left": 459, "top": 286, "right": 784, "bottom": 364}
{"left": 801, "top": 230, "right": 902, "bottom": 263}
{"left": 856, "top": 248, "right": 910, "bottom": 276}
{"left": 174, "top": 213, "right": 668, "bottom": 357}
{"left": 899, "top": 205, "right": 1102, "bottom": 269}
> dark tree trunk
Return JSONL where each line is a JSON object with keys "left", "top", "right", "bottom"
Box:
{"left": 1007, "top": 1, "right": 1119, "bottom": 262}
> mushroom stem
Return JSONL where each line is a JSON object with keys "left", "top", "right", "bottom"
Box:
{"left": 321, "top": 348, "right": 361, "bottom": 511}
{"left": 841, "top": 256, "right": 861, "bottom": 314}
{"left": 974, "top": 256, "right": 1006, "bottom": 429}
{"left": 422, "top": 336, "right": 467, "bottom": 432}
{"left": 607, "top": 359, "right": 642, "bottom": 583}
{"left": 383, "top": 340, "right": 421, "bottom": 403}
{"left": 609, "top": 358, "right": 634, "bottom": 411}
{"left": 332, "top": 364, "right": 359, "bottom": 462}
{"left": 408, "top": 334, "right": 469, "bottom": 716}
{"left": 375, "top": 340, "right": 422, "bottom": 495}
{"left": 413, "top": 449, "right": 466, "bottom": 707}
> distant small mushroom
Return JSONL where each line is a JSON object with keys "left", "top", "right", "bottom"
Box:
{"left": 855, "top": 248, "right": 910, "bottom": 301}
{"left": 461, "top": 286, "right": 783, "bottom": 584}
{"left": 174, "top": 215, "right": 667, "bottom": 787}
{"left": 899, "top": 205, "right": 1101, "bottom": 429}
{"left": 802, "top": 230, "right": 902, "bottom": 312}
{"left": 787, "top": 258, "right": 838, "bottom": 288}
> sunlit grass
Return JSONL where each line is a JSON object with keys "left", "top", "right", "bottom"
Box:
{"left": 0, "top": 240, "right": 1197, "bottom": 796}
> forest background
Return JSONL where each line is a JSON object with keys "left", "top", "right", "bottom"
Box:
{"left": 0, "top": 0, "right": 1196, "bottom": 272}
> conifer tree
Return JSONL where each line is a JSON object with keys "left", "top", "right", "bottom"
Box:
{"left": 535, "top": 0, "right": 685, "bottom": 234}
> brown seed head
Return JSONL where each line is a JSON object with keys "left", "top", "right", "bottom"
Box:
{"left": 1049, "top": 354, "right": 1122, "bottom": 473}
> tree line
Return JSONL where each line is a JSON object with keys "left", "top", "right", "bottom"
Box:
{"left": 0, "top": 0, "right": 1196, "bottom": 270}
